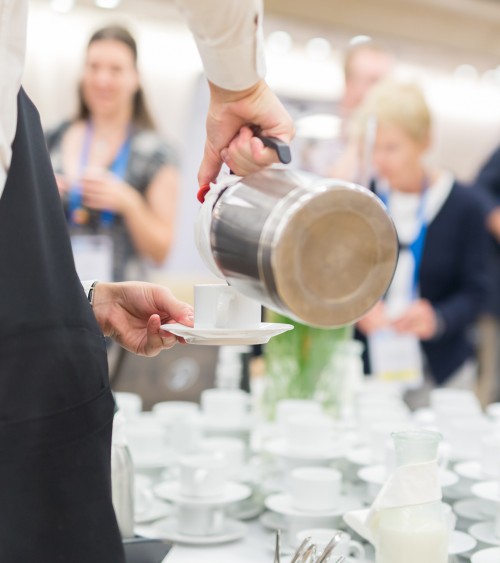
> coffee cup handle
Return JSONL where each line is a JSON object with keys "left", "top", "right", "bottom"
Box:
{"left": 349, "top": 540, "right": 365, "bottom": 560}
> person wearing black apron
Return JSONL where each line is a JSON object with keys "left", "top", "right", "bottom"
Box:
{"left": 0, "top": 88, "right": 126, "bottom": 562}
{"left": 0, "top": 85, "right": 199, "bottom": 562}
{"left": 0, "top": 1, "right": 295, "bottom": 559}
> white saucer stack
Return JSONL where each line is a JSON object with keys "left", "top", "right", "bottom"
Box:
{"left": 146, "top": 453, "right": 252, "bottom": 545}
{"left": 264, "top": 466, "right": 363, "bottom": 548}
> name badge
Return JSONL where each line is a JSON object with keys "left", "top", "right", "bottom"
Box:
{"left": 368, "top": 329, "right": 423, "bottom": 388}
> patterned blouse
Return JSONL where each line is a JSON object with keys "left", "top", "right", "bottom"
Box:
{"left": 45, "top": 121, "right": 178, "bottom": 281}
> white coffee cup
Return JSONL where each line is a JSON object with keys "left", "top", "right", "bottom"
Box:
{"left": 446, "top": 417, "right": 493, "bottom": 459}
{"left": 179, "top": 454, "right": 227, "bottom": 498}
{"left": 201, "top": 388, "right": 249, "bottom": 419}
{"left": 177, "top": 505, "right": 225, "bottom": 536}
{"left": 296, "top": 529, "right": 365, "bottom": 560}
{"left": 357, "top": 410, "right": 411, "bottom": 440}
{"left": 115, "top": 392, "right": 142, "bottom": 420}
{"left": 289, "top": 467, "right": 342, "bottom": 513}
{"left": 125, "top": 415, "right": 167, "bottom": 459}
{"left": 199, "top": 437, "right": 245, "bottom": 479}
{"left": 170, "top": 412, "right": 203, "bottom": 455}
{"left": 276, "top": 400, "right": 323, "bottom": 426}
{"left": 194, "top": 284, "right": 261, "bottom": 329}
{"left": 152, "top": 401, "right": 199, "bottom": 425}
{"left": 285, "top": 414, "right": 335, "bottom": 453}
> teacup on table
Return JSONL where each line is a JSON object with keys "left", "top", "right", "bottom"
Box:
{"left": 179, "top": 454, "right": 227, "bottom": 499}
{"left": 201, "top": 388, "right": 249, "bottom": 421}
{"left": 289, "top": 466, "right": 342, "bottom": 511}
{"left": 152, "top": 401, "right": 199, "bottom": 426}
{"left": 194, "top": 284, "right": 261, "bottom": 330}
{"left": 276, "top": 400, "right": 323, "bottom": 426}
{"left": 445, "top": 417, "right": 493, "bottom": 459}
{"left": 169, "top": 412, "right": 203, "bottom": 456}
{"left": 125, "top": 414, "right": 167, "bottom": 462}
{"left": 296, "top": 528, "right": 365, "bottom": 560}
{"left": 114, "top": 391, "right": 143, "bottom": 420}
{"left": 199, "top": 437, "right": 246, "bottom": 480}
{"left": 284, "top": 414, "right": 335, "bottom": 454}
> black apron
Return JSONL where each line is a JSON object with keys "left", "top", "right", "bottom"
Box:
{"left": 0, "top": 89, "right": 125, "bottom": 561}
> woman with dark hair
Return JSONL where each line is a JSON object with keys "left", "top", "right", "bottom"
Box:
{"left": 46, "top": 25, "right": 178, "bottom": 281}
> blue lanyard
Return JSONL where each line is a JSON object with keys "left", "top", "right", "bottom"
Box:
{"left": 68, "top": 121, "right": 132, "bottom": 227}
{"left": 378, "top": 180, "right": 429, "bottom": 297}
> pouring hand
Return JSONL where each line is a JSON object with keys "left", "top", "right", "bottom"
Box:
{"left": 198, "top": 79, "right": 294, "bottom": 186}
{"left": 220, "top": 126, "right": 272, "bottom": 176}
{"left": 91, "top": 281, "right": 194, "bottom": 356}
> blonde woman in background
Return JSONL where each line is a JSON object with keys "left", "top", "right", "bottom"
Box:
{"left": 353, "top": 80, "right": 491, "bottom": 407}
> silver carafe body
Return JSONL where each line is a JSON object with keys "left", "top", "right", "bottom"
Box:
{"left": 196, "top": 168, "right": 398, "bottom": 328}
{"left": 111, "top": 412, "right": 135, "bottom": 538}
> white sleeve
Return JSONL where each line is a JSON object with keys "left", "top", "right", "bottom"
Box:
{"left": 0, "top": 0, "right": 27, "bottom": 199}
{"left": 176, "top": 0, "right": 266, "bottom": 91}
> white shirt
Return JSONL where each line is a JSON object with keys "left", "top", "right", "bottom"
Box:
{"left": 382, "top": 170, "right": 455, "bottom": 317}
{"left": 0, "top": 0, "right": 265, "bottom": 201}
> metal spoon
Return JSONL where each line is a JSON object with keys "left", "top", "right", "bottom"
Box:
{"left": 299, "top": 543, "right": 316, "bottom": 563}
{"left": 315, "top": 532, "right": 344, "bottom": 563}
{"left": 273, "top": 529, "right": 281, "bottom": 563}
{"left": 289, "top": 536, "right": 312, "bottom": 563}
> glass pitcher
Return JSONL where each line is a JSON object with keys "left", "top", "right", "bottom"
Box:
{"left": 375, "top": 430, "right": 449, "bottom": 563}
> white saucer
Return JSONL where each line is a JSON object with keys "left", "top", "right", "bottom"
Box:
{"left": 136, "top": 516, "right": 247, "bottom": 545}
{"left": 227, "top": 496, "right": 264, "bottom": 520}
{"left": 468, "top": 521, "right": 500, "bottom": 546}
{"left": 131, "top": 450, "right": 174, "bottom": 470}
{"left": 134, "top": 498, "right": 172, "bottom": 524}
{"left": 161, "top": 322, "right": 293, "bottom": 346}
{"left": 454, "top": 498, "right": 498, "bottom": 521}
{"left": 264, "top": 438, "right": 347, "bottom": 461}
{"left": 455, "top": 461, "right": 496, "bottom": 482}
{"left": 472, "top": 547, "right": 500, "bottom": 562}
{"left": 346, "top": 446, "right": 373, "bottom": 467}
{"left": 259, "top": 510, "right": 286, "bottom": 531}
{"left": 472, "top": 481, "right": 500, "bottom": 504}
{"left": 449, "top": 530, "right": 477, "bottom": 555}
{"left": 154, "top": 481, "right": 251, "bottom": 506}
{"left": 357, "top": 465, "right": 459, "bottom": 488}
{"left": 265, "top": 493, "right": 362, "bottom": 518}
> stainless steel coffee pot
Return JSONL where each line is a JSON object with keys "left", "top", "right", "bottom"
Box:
{"left": 196, "top": 149, "right": 397, "bottom": 328}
